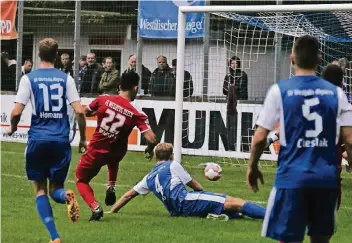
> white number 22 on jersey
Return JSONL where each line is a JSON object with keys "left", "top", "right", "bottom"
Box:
{"left": 39, "top": 83, "right": 63, "bottom": 111}
{"left": 302, "top": 97, "right": 323, "bottom": 137}
{"left": 101, "top": 108, "right": 126, "bottom": 134}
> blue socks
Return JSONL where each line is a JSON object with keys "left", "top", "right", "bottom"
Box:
{"left": 36, "top": 195, "right": 59, "bottom": 241}
{"left": 51, "top": 188, "right": 67, "bottom": 204}
{"left": 242, "top": 202, "right": 266, "bottom": 219}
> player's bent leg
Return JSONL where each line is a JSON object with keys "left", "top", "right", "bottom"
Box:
{"left": 33, "top": 180, "right": 61, "bottom": 242}
{"left": 75, "top": 158, "right": 104, "bottom": 221}
{"left": 49, "top": 181, "right": 80, "bottom": 223}
{"left": 106, "top": 162, "right": 119, "bottom": 206}
{"left": 224, "top": 196, "right": 266, "bottom": 219}
{"left": 105, "top": 151, "right": 126, "bottom": 206}
{"left": 182, "top": 191, "right": 228, "bottom": 219}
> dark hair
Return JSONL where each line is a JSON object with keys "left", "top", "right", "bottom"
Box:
{"left": 120, "top": 72, "right": 140, "bottom": 91}
{"left": 293, "top": 35, "right": 320, "bottom": 69}
{"left": 228, "top": 55, "right": 241, "bottom": 70}
{"left": 321, "top": 64, "right": 344, "bottom": 87}
{"left": 38, "top": 38, "right": 58, "bottom": 63}
{"left": 80, "top": 55, "right": 87, "bottom": 61}
{"left": 172, "top": 59, "right": 177, "bottom": 66}
{"left": 24, "top": 59, "right": 32, "bottom": 64}
{"left": 103, "top": 57, "right": 113, "bottom": 64}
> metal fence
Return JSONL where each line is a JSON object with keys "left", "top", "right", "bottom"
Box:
{"left": 1, "top": 0, "right": 351, "bottom": 102}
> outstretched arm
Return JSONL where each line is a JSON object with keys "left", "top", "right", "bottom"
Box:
{"left": 187, "top": 178, "right": 203, "bottom": 192}
{"left": 110, "top": 189, "right": 139, "bottom": 213}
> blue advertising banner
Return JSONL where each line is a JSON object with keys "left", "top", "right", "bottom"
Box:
{"left": 138, "top": 0, "right": 204, "bottom": 39}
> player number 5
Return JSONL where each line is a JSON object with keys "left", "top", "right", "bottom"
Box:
{"left": 302, "top": 97, "right": 323, "bottom": 138}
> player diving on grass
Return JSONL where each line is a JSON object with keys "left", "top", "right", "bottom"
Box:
{"left": 75, "top": 71, "right": 158, "bottom": 221}
{"left": 247, "top": 35, "right": 352, "bottom": 243}
{"left": 108, "top": 143, "right": 266, "bottom": 221}
{"left": 7, "top": 38, "right": 87, "bottom": 243}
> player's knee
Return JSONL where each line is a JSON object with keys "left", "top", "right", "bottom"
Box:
{"left": 33, "top": 181, "right": 48, "bottom": 196}
{"left": 224, "top": 196, "right": 245, "bottom": 211}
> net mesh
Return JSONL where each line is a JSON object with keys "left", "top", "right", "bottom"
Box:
{"left": 181, "top": 10, "right": 352, "bottom": 166}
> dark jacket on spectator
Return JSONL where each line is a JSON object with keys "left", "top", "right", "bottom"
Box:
{"left": 80, "top": 63, "right": 104, "bottom": 94}
{"left": 172, "top": 69, "right": 194, "bottom": 98}
{"left": 98, "top": 68, "right": 119, "bottom": 95}
{"left": 150, "top": 65, "right": 175, "bottom": 97}
{"left": 223, "top": 56, "right": 248, "bottom": 100}
{"left": 123, "top": 65, "right": 151, "bottom": 94}
{"left": 60, "top": 65, "right": 73, "bottom": 77}
{"left": 1, "top": 58, "right": 16, "bottom": 91}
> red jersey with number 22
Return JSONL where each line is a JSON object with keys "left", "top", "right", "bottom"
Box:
{"left": 87, "top": 95, "right": 150, "bottom": 154}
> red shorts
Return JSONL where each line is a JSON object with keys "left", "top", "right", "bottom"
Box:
{"left": 75, "top": 147, "right": 127, "bottom": 182}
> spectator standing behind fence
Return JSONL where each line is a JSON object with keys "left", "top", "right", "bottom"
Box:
{"left": 171, "top": 58, "right": 194, "bottom": 98}
{"left": 80, "top": 52, "right": 104, "bottom": 94}
{"left": 223, "top": 56, "right": 248, "bottom": 100}
{"left": 1, "top": 51, "right": 17, "bottom": 91}
{"left": 22, "top": 59, "right": 33, "bottom": 76}
{"left": 223, "top": 56, "right": 248, "bottom": 151}
{"left": 123, "top": 55, "right": 151, "bottom": 95}
{"left": 150, "top": 56, "right": 175, "bottom": 97}
{"left": 98, "top": 57, "right": 119, "bottom": 95}
{"left": 60, "top": 53, "right": 73, "bottom": 76}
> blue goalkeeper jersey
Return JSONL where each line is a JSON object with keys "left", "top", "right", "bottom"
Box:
{"left": 15, "top": 68, "right": 80, "bottom": 142}
{"left": 256, "top": 75, "right": 352, "bottom": 189}
{"left": 133, "top": 160, "right": 192, "bottom": 216}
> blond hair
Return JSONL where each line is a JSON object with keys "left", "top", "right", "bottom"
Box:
{"left": 155, "top": 143, "right": 173, "bottom": 161}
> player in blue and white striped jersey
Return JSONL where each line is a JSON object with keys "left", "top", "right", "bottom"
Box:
{"left": 109, "top": 143, "right": 266, "bottom": 221}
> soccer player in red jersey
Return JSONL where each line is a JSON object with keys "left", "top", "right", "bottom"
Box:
{"left": 75, "top": 72, "right": 158, "bottom": 221}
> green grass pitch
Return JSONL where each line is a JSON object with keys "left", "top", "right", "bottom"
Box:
{"left": 2, "top": 142, "right": 352, "bottom": 243}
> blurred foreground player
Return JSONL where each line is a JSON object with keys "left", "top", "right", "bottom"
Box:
{"left": 109, "top": 143, "right": 266, "bottom": 221}
{"left": 75, "top": 72, "right": 158, "bottom": 221}
{"left": 247, "top": 35, "right": 352, "bottom": 243}
{"left": 7, "top": 38, "right": 87, "bottom": 243}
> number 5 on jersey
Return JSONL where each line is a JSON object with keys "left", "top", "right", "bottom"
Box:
{"left": 302, "top": 97, "right": 323, "bottom": 138}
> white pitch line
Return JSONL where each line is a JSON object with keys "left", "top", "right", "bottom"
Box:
{"left": 1, "top": 173, "right": 131, "bottom": 188}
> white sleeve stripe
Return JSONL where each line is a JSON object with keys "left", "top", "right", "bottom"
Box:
{"left": 140, "top": 128, "right": 151, "bottom": 134}
{"left": 86, "top": 105, "right": 92, "bottom": 111}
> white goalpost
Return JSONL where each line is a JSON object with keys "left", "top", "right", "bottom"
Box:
{"left": 174, "top": 3, "right": 352, "bottom": 165}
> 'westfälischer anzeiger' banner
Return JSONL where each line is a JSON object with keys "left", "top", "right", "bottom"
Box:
{"left": 138, "top": 0, "right": 204, "bottom": 39}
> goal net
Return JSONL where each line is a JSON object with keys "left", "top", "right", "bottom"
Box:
{"left": 175, "top": 7, "right": 352, "bottom": 166}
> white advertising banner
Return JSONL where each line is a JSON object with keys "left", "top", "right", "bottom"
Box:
{"left": 1, "top": 95, "right": 277, "bottom": 160}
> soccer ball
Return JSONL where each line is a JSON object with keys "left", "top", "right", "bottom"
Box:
{"left": 204, "top": 163, "right": 222, "bottom": 181}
